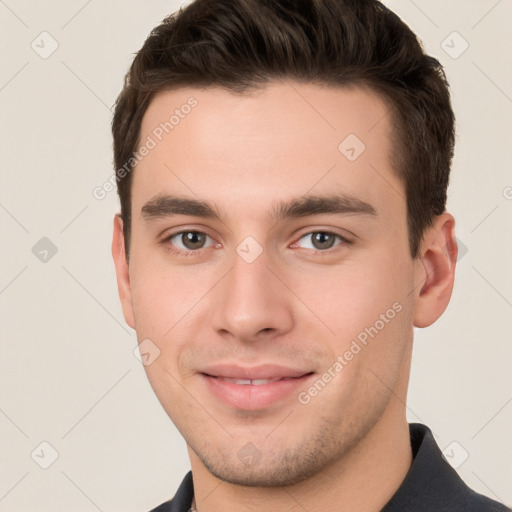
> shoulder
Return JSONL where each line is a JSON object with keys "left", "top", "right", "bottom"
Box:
{"left": 382, "top": 424, "right": 511, "bottom": 512}
{"left": 463, "top": 488, "right": 511, "bottom": 512}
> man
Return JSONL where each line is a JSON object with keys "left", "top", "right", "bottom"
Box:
{"left": 110, "top": 0, "right": 510, "bottom": 510}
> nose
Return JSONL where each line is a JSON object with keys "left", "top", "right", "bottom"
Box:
{"left": 209, "top": 247, "right": 295, "bottom": 343}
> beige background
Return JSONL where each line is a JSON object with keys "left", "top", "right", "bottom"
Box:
{"left": 1, "top": 0, "right": 511, "bottom": 510}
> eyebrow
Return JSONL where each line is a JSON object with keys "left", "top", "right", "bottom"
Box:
{"left": 271, "top": 193, "right": 377, "bottom": 220}
{"left": 140, "top": 192, "right": 377, "bottom": 222}
{"left": 141, "top": 194, "right": 222, "bottom": 220}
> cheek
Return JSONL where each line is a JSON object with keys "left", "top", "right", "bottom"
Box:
{"left": 141, "top": 360, "right": 193, "bottom": 431}
{"left": 128, "top": 253, "right": 206, "bottom": 338}
{"left": 129, "top": 257, "right": 211, "bottom": 382}
{"left": 293, "top": 254, "right": 413, "bottom": 338}
{"left": 289, "top": 250, "right": 415, "bottom": 398}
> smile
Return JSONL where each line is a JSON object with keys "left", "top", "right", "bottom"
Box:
{"left": 199, "top": 365, "right": 315, "bottom": 410}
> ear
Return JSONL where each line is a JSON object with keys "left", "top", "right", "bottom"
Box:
{"left": 413, "top": 213, "right": 457, "bottom": 328}
{"left": 112, "top": 215, "right": 135, "bottom": 329}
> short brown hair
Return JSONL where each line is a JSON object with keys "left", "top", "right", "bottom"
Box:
{"left": 112, "top": 0, "right": 455, "bottom": 258}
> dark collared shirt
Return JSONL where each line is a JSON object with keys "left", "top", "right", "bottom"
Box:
{"left": 149, "top": 423, "right": 510, "bottom": 511}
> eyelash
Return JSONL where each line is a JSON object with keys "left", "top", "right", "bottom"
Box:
{"left": 161, "top": 229, "right": 352, "bottom": 257}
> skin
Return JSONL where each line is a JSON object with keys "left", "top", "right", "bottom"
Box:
{"left": 112, "top": 81, "right": 457, "bottom": 512}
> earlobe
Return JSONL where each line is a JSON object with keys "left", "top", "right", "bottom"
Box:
{"left": 413, "top": 213, "right": 457, "bottom": 328}
{"left": 112, "top": 215, "right": 135, "bottom": 329}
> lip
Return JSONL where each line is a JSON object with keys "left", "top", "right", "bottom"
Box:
{"left": 199, "top": 364, "right": 315, "bottom": 410}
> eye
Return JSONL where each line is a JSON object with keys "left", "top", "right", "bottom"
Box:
{"left": 166, "top": 231, "right": 216, "bottom": 252}
{"left": 294, "top": 231, "right": 346, "bottom": 251}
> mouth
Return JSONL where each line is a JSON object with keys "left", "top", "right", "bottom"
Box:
{"left": 199, "top": 365, "right": 315, "bottom": 410}
{"left": 213, "top": 377, "right": 286, "bottom": 385}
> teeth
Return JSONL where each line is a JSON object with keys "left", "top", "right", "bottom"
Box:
{"left": 224, "top": 378, "right": 252, "bottom": 385}
{"left": 221, "top": 377, "right": 279, "bottom": 385}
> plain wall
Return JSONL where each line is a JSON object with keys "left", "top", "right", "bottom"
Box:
{"left": 0, "top": 0, "right": 511, "bottom": 510}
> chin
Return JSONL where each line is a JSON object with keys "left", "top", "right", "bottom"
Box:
{"left": 189, "top": 428, "right": 344, "bottom": 488}
{"left": 202, "top": 455, "right": 322, "bottom": 488}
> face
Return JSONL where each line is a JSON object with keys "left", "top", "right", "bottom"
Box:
{"left": 113, "top": 82, "right": 433, "bottom": 486}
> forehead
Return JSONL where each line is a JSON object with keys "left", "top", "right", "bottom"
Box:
{"left": 133, "top": 81, "right": 403, "bottom": 219}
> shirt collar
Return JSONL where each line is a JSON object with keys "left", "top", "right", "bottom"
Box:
{"left": 154, "top": 423, "right": 508, "bottom": 512}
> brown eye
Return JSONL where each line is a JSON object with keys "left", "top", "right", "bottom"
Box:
{"left": 168, "top": 231, "right": 214, "bottom": 252}
{"left": 296, "top": 231, "right": 345, "bottom": 251}
{"left": 311, "top": 232, "right": 337, "bottom": 250}
{"left": 181, "top": 232, "right": 206, "bottom": 249}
